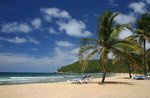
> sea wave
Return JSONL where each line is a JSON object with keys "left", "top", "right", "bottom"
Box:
{"left": 0, "top": 76, "right": 66, "bottom": 84}
{"left": 0, "top": 73, "right": 102, "bottom": 85}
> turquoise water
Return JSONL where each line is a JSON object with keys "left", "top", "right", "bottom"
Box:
{"left": 0, "top": 72, "right": 103, "bottom": 85}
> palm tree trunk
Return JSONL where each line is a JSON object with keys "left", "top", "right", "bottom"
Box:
{"left": 128, "top": 65, "right": 132, "bottom": 78}
{"left": 143, "top": 40, "right": 147, "bottom": 76}
{"left": 101, "top": 70, "right": 106, "bottom": 83}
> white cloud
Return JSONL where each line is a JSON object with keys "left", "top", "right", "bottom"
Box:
{"left": 71, "top": 47, "right": 80, "bottom": 54}
{"left": 115, "top": 13, "right": 136, "bottom": 24}
{"left": 27, "top": 37, "right": 40, "bottom": 45}
{"left": 109, "top": 0, "right": 118, "bottom": 6}
{"left": 51, "top": 47, "right": 79, "bottom": 65}
{"left": 145, "top": 0, "right": 150, "bottom": 4}
{"left": 0, "top": 53, "right": 51, "bottom": 65}
{"left": 0, "top": 53, "right": 55, "bottom": 72}
{"left": 128, "top": 2, "right": 147, "bottom": 14}
{"left": 31, "top": 18, "right": 42, "bottom": 29}
{"left": 57, "top": 19, "right": 92, "bottom": 37}
{"left": 1, "top": 22, "right": 32, "bottom": 33}
{"left": 146, "top": 41, "right": 150, "bottom": 50}
{"left": 118, "top": 28, "right": 134, "bottom": 39}
{"left": 0, "top": 46, "right": 79, "bottom": 72}
{"left": 1, "top": 7, "right": 91, "bottom": 38}
{"left": 48, "top": 28, "right": 57, "bottom": 34}
{"left": 40, "top": 7, "right": 91, "bottom": 37}
{"left": 55, "top": 41, "right": 74, "bottom": 47}
{"left": 0, "top": 36, "right": 40, "bottom": 44}
{"left": 40, "top": 7, "right": 71, "bottom": 21}
{"left": 0, "top": 37, "right": 27, "bottom": 44}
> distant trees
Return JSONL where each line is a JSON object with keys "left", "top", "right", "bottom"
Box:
{"left": 57, "top": 60, "right": 128, "bottom": 73}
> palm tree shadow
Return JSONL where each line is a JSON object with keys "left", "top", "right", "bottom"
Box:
{"left": 91, "top": 81, "right": 135, "bottom": 85}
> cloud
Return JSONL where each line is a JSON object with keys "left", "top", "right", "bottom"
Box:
{"left": 0, "top": 46, "right": 79, "bottom": 72}
{"left": 1, "top": 7, "right": 91, "bottom": 38}
{"left": 57, "top": 19, "right": 92, "bottom": 37}
{"left": 128, "top": 2, "right": 147, "bottom": 14}
{"left": 0, "top": 53, "right": 55, "bottom": 72}
{"left": 27, "top": 36, "right": 40, "bottom": 45}
{"left": 1, "top": 22, "right": 32, "bottom": 33}
{"left": 48, "top": 28, "right": 57, "bottom": 34}
{"left": 55, "top": 41, "right": 74, "bottom": 47}
{"left": 40, "top": 7, "right": 71, "bottom": 22}
{"left": 0, "top": 36, "right": 40, "bottom": 44}
{"left": 114, "top": 13, "right": 136, "bottom": 24}
{"left": 31, "top": 18, "right": 42, "bottom": 29}
{"left": 109, "top": 0, "right": 118, "bottom": 6}
{"left": 1, "top": 18, "right": 41, "bottom": 33}
{"left": 0, "top": 36, "right": 27, "bottom": 44}
{"left": 0, "top": 53, "right": 51, "bottom": 65}
{"left": 41, "top": 7, "right": 91, "bottom": 37}
{"left": 118, "top": 28, "right": 134, "bottom": 39}
{"left": 145, "top": 0, "right": 150, "bottom": 4}
{"left": 51, "top": 47, "right": 79, "bottom": 65}
{"left": 71, "top": 47, "right": 80, "bottom": 54}
{"left": 146, "top": 41, "right": 150, "bottom": 50}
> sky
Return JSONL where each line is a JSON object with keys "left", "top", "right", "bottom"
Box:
{"left": 0, "top": 0, "right": 150, "bottom": 73}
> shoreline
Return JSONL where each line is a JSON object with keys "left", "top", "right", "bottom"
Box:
{"left": 0, "top": 73, "right": 112, "bottom": 85}
{"left": 0, "top": 73, "right": 150, "bottom": 98}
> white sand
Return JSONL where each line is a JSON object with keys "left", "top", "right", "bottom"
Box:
{"left": 0, "top": 73, "right": 150, "bottom": 98}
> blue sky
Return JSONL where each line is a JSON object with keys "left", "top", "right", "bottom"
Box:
{"left": 0, "top": 0, "right": 150, "bottom": 73}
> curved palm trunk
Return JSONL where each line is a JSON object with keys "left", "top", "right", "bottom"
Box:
{"left": 101, "top": 70, "right": 106, "bottom": 83}
{"left": 101, "top": 61, "right": 106, "bottom": 83}
{"left": 143, "top": 40, "right": 147, "bottom": 76}
{"left": 100, "top": 60, "right": 106, "bottom": 83}
{"left": 127, "top": 65, "right": 132, "bottom": 78}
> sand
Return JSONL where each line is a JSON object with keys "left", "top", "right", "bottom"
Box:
{"left": 0, "top": 73, "right": 150, "bottom": 98}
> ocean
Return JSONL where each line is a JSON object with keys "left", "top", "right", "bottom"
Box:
{"left": 0, "top": 72, "right": 103, "bottom": 85}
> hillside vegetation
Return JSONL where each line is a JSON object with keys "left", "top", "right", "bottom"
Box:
{"left": 57, "top": 60, "right": 128, "bottom": 73}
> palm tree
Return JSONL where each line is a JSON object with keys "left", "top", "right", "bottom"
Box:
{"left": 79, "top": 11, "right": 140, "bottom": 83}
{"left": 128, "top": 13, "right": 150, "bottom": 76}
{"left": 146, "top": 49, "right": 150, "bottom": 72}
{"left": 112, "top": 55, "right": 132, "bottom": 78}
{"left": 113, "top": 51, "right": 142, "bottom": 78}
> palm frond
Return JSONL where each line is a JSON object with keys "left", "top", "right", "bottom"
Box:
{"left": 113, "top": 40, "right": 141, "bottom": 53}
{"left": 124, "top": 35, "right": 138, "bottom": 41}
{"left": 79, "top": 45, "right": 98, "bottom": 55}
{"left": 79, "top": 49, "right": 100, "bottom": 73}
{"left": 85, "top": 49, "right": 100, "bottom": 61}
{"left": 113, "top": 49, "right": 139, "bottom": 66}
{"left": 108, "top": 24, "right": 128, "bottom": 41}
{"left": 97, "top": 16, "right": 103, "bottom": 40}
{"left": 80, "top": 38, "right": 99, "bottom": 46}
{"left": 108, "top": 12, "right": 119, "bottom": 28}
{"left": 97, "top": 11, "right": 114, "bottom": 42}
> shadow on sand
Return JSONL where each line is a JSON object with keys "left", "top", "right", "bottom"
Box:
{"left": 90, "top": 81, "right": 135, "bottom": 85}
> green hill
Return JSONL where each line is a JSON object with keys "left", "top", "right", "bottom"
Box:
{"left": 57, "top": 60, "right": 128, "bottom": 73}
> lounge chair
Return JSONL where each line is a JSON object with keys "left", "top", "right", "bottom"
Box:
{"left": 132, "top": 75, "right": 148, "bottom": 80}
{"left": 67, "top": 74, "right": 93, "bottom": 84}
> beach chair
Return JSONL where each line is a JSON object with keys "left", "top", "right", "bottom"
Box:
{"left": 67, "top": 74, "right": 93, "bottom": 84}
{"left": 132, "top": 75, "right": 148, "bottom": 80}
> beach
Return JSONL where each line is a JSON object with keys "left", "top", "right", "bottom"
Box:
{"left": 0, "top": 73, "right": 149, "bottom": 98}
